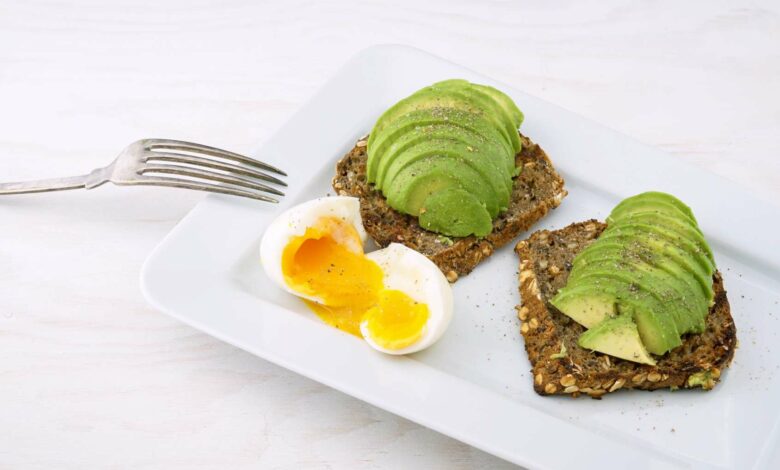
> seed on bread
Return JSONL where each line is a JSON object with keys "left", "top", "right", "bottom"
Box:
{"left": 647, "top": 372, "right": 662, "bottom": 383}
{"left": 517, "top": 306, "right": 529, "bottom": 321}
{"left": 632, "top": 373, "right": 647, "bottom": 385}
{"left": 609, "top": 378, "right": 626, "bottom": 393}
{"left": 560, "top": 374, "right": 576, "bottom": 387}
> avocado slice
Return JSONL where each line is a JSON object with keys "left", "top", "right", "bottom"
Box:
{"left": 430, "top": 79, "right": 523, "bottom": 130}
{"left": 593, "top": 231, "right": 714, "bottom": 302}
{"left": 550, "top": 284, "right": 617, "bottom": 327}
{"left": 602, "top": 220, "right": 715, "bottom": 273}
{"left": 367, "top": 107, "right": 515, "bottom": 183}
{"left": 555, "top": 282, "right": 682, "bottom": 355}
{"left": 598, "top": 229, "right": 714, "bottom": 306}
{"left": 578, "top": 314, "right": 657, "bottom": 366}
{"left": 471, "top": 83, "right": 524, "bottom": 129}
{"left": 554, "top": 271, "right": 682, "bottom": 355}
{"left": 385, "top": 155, "right": 498, "bottom": 219}
{"left": 609, "top": 192, "right": 696, "bottom": 223}
{"left": 368, "top": 86, "right": 515, "bottom": 160}
{"left": 605, "top": 212, "right": 715, "bottom": 268}
{"left": 569, "top": 252, "right": 708, "bottom": 334}
{"left": 608, "top": 200, "right": 696, "bottom": 226}
{"left": 429, "top": 80, "right": 522, "bottom": 154}
{"left": 608, "top": 207, "right": 705, "bottom": 239}
{"left": 375, "top": 126, "right": 512, "bottom": 206}
{"left": 572, "top": 238, "right": 710, "bottom": 325}
{"left": 380, "top": 140, "right": 503, "bottom": 217}
{"left": 417, "top": 187, "right": 493, "bottom": 237}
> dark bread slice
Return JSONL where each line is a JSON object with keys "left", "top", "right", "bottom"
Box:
{"left": 333, "top": 134, "right": 566, "bottom": 281}
{"left": 514, "top": 220, "right": 737, "bottom": 398}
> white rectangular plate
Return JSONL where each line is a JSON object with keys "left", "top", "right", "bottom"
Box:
{"left": 141, "top": 45, "right": 780, "bottom": 469}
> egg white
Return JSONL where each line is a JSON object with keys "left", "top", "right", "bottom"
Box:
{"left": 361, "top": 243, "right": 454, "bottom": 355}
{"left": 259, "top": 196, "right": 367, "bottom": 303}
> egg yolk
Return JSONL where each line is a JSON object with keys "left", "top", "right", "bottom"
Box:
{"left": 282, "top": 217, "right": 382, "bottom": 309}
{"left": 281, "top": 216, "right": 430, "bottom": 350}
{"left": 362, "top": 290, "right": 429, "bottom": 350}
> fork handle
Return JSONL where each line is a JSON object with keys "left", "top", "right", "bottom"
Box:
{"left": 0, "top": 168, "right": 110, "bottom": 195}
{"left": 0, "top": 174, "right": 92, "bottom": 195}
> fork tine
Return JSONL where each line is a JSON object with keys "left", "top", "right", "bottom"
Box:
{"left": 144, "top": 151, "right": 287, "bottom": 187}
{"left": 139, "top": 164, "right": 285, "bottom": 196}
{"left": 145, "top": 139, "right": 287, "bottom": 176}
{"left": 132, "top": 176, "right": 279, "bottom": 203}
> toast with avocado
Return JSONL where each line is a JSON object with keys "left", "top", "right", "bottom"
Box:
{"left": 514, "top": 194, "right": 736, "bottom": 398}
{"left": 332, "top": 79, "right": 566, "bottom": 281}
{"left": 334, "top": 133, "right": 565, "bottom": 281}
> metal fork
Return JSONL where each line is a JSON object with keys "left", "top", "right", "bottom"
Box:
{"left": 0, "top": 139, "right": 286, "bottom": 203}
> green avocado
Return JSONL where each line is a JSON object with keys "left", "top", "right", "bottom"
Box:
{"left": 596, "top": 229, "right": 714, "bottom": 305}
{"left": 552, "top": 192, "right": 716, "bottom": 360}
{"left": 418, "top": 187, "right": 493, "bottom": 237}
{"left": 608, "top": 200, "right": 696, "bottom": 226}
{"left": 375, "top": 126, "right": 511, "bottom": 206}
{"left": 472, "top": 83, "right": 524, "bottom": 129}
{"left": 385, "top": 155, "right": 497, "bottom": 220}
{"left": 550, "top": 284, "right": 616, "bottom": 327}
{"left": 609, "top": 191, "right": 696, "bottom": 223}
{"left": 571, "top": 234, "right": 710, "bottom": 327}
{"left": 607, "top": 212, "right": 715, "bottom": 268}
{"left": 365, "top": 79, "right": 524, "bottom": 238}
{"left": 382, "top": 144, "right": 502, "bottom": 217}
{"left": 432, "top": 79, "right": 524, "bottom": 130}
{"left": 562, "top": 270, "right": 683, "bottom": 354}
{"left": 553, "top": 273, "right": 682, "bottom": 355}
{"left": 369, "top": 86, "right": 514, "bottom": 158}
{"left": 578, "top": 314, "right": 656, "bottom": 365}
{"left": 569, "top": 251, "right": 707, "bottom": 335}
{"left": 429, "top": 80, "right": 522, "bottom": 154}
{"left": 608, "top": 207, "right": 705, "bottom": 240}
{"left": 602, "top": 221, "right": 715, "bottom": 275}
{"left": 367, "top": 107, "right": 515, "bottom": 182}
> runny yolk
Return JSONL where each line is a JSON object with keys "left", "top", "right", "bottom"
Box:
{"left": 281, "top": 216, "right": 429, "bottom": 349}
{"left": 362, "top": 290, "right": 429, "bottom": 350}
{"left": 282, "top": 217, "right": 382, "bottom": 309}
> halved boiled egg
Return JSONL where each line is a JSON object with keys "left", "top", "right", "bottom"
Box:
{"left": 362, "top": 244, "right": 453, "bottom": 354}
{"left": 260, "top": 196, "right": 453, "bottom": 355}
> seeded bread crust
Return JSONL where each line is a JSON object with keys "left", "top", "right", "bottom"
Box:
{"left": 332, "top": 134, "right": 567, "bottom": 281}
{"left": 514, "top": 220, "right": 737, "bottom": 398}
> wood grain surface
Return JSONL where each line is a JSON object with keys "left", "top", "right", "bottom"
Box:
{"left": 1, "top": 0, "right": 778, "bottom": 468}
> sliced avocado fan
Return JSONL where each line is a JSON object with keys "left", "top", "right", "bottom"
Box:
{"left": 551, "top": 192, "right": 716, "bottom": 362}
{"left": 366, "top": 79, "right": 523, "bottom": 238}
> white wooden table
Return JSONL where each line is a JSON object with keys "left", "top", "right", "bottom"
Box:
{"left": 1, "top": 1, "right": 777, "bottom": 468}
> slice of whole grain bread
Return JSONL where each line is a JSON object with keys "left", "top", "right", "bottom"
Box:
{"left": 333, "top": 133, "right": 566, "bottom": 281}
{"left": 514, "top": 220, "right": 737, "bottom": 398}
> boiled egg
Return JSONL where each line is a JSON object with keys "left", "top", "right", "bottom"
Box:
{"left": 361, "top": 243, "right": 453, "bottom": 354}
{"left": 260, "top": 196, "right": 453, "bottom": 355}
